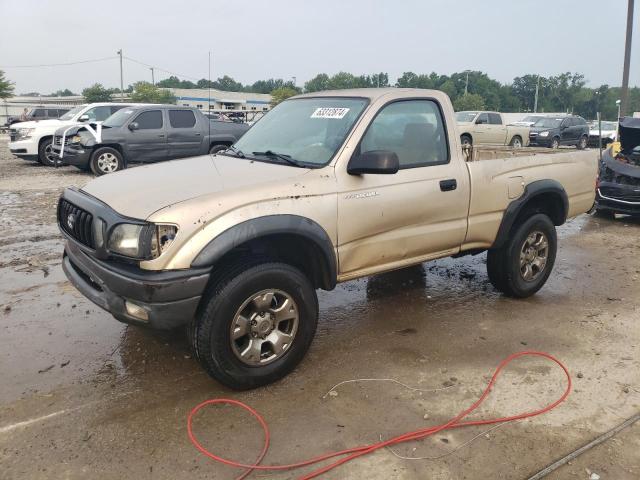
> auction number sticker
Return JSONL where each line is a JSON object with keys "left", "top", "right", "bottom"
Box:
{"left": 311, "top": 107, "right": 350, "bottom": 119}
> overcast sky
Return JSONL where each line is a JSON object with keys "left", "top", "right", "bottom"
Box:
{"left": 1, "top": 0, "right": 638, "bottom": 94}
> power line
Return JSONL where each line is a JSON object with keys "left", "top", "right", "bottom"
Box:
{"left": 0, "top": 56, "right": 118, "bottom": 68}
{"left": 123, "top": 55, "right": 201, "bottom": 82}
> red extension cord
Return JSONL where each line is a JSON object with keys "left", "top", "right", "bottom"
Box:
{"left": 187, "top": 351, "right": 572, "bottom": 479}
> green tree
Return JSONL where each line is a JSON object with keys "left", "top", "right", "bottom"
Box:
{"left": 0, "top": 70, "right": 14, "bottom": 98}
{"left": 82, "top": 83, "right": 112, "bottom": 102}
{"left": 157, "top": 76, "right": 196, "bottom": 89}
{"left": 270, "top": 87, "right": 298, "bottom": 107}
{"left": 453, "top": 93, "right": 485, "bottom": 111}
{"left": 131, "top": 82, "right": 176, "bottom": 104}
{"left": 304, "top": 73, "right": 331, "bottom": 92}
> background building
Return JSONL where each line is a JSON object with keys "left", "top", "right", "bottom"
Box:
{"left": 169, "top": 88, "right": 272, "bottom": 113}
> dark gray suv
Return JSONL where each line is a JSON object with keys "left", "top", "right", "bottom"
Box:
{"left": 529, "top": 115, "right": 589, "bottom": 149}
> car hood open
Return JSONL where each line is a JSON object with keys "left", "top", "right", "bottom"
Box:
{"left": 81, "top": 154, "right": 311, "bottom": 219}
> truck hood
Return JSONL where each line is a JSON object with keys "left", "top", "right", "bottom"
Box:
{"left": 81, "top": 154, "right": 312, "bottom": 219}
{"left": 10, "top": 119, "right": 64, "bottom": 129}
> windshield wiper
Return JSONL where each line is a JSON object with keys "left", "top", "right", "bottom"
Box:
{"left": 222, "top": 145, "right": 246, "bottom": 158}
{"left": 252, "top": 150, "right": 305, "bottom": 168}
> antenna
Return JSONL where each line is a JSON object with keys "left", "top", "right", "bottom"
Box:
{"left": 208, "top": 51, "right": 211, "bottom": 146}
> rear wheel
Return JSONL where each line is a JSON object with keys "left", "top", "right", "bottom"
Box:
{"left": 487, "top": 214, "right": 557, "bottom": 298}
{"left": 90, "top": 147, "right": 124, "bottom": 176}
{"left": 576, "top": 135, "right": 588, "bottom": 150}
{"left": 509, "top": 136, "right": 523, "bottom": 148}
{"left": 193, "top": 259, "right": 318, "bottom": 389}
{"left": 38, "top": 138, "right": 60, "bottom": 166}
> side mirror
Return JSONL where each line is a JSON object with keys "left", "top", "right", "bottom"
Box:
{"left": 128, "top": 122, "right": 139, "bottom": 131}
{"left": 560, "top": 124, "right": 568, "bottom": 130}
{"left": 475, "top": 118, "right": 487, "bottom": 125}
{"left": 78, "top": 114, "right": 89, "bottom": 122}
{"left": 348, "top": 150, "right": 399, "bottom": 175}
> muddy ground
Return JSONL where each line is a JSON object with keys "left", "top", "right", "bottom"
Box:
{"left": 0, "top": 136, "right": 638, "bottom": 480}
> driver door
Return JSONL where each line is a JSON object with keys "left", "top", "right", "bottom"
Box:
{"left": 337, "top": 99, "right": 470, "bottom": 278}
{"left": 472, "top": 112, "right": 491, "bottom": 144}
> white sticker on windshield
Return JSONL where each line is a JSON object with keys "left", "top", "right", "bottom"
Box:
{"left": 311, "top": 107, "right": 350, "bottom": 119}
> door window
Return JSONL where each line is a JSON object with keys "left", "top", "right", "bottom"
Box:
{"left": 476, "top": 113, "right": 489, "bottom": 124}
{"left": 488, "top": 113, "right": 502, "bottom": 125}
{"left": 32, "top": 109, "right": 46, "bottom": 118}
{"left": 360, "top": 100, "right": 449, "bottom": 168}
{"left": 169, "top": 110, "right": 196, "bottom": 128}
{"left": 134, "top": 110, "right": 163, "bottom": 129}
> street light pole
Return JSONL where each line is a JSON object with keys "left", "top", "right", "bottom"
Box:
{"left": 464, "top": 71, "right": 469, "bottom": 95}
{"left": 150, "top": 67, "right": 155, "bottom": 86}
{"left": 620, "top": 0, "right": 634, "bottom": 117}
{"left": 534, "top": 75, "right": 540, "bottom": 113}
{"left": 117, "top": 49, "right": 124, "bottom": 102}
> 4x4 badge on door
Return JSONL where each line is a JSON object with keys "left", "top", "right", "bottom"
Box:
{"left": 344, "top": 191, "right": 379, "bottom": 200}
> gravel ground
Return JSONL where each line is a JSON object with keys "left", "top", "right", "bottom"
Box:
{"left": 0, "top": 136, "right": 638, "bottom": 479}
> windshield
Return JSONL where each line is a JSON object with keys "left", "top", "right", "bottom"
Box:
{"left": 59, "top": 105, "right": 85, "bottom": 121}
{"left": 231, "top": 97, "right": 368, "bottom": 166}
{"left": 534, "top": 118, "right": 563, "bottom": 128}
{"left": 455, "top": 111, "right": 478, "bottom": 122}
{"left": 103, "top": 108, "right": 137, "bottom": 127}
{"left": 521, "top": 116, "right": 543, "bottom": 123}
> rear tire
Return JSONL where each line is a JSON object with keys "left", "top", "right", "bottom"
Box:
{"left": 193, "top": 259, "right": 318, "bottom": 389}
{"left": 576, "top": 135, "right": 588, "bottom": 150}
{"left": 509, "top": 136, "right": 523, "bottom": 148}
{"left": 90, "top": 147, "right": 124, "bottom": 176}
{"left": 486, "top": 214, "right": 557, "bottom": 298}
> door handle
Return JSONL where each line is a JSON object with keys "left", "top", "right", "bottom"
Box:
{"left": 158, "top": 134, "right": 165, "bottom": 138}
{"left": 194, "top": 132, "right": 201, "bottom": 136}
{"left": 439, "top": 179, "right": 457, "bottom": 191}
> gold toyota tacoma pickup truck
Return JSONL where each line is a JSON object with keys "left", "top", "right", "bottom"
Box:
{"left": 58, "top": 89, "right": 597, "bottom": 389}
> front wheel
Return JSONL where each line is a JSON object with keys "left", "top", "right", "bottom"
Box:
{"left": 90, "top": 147, "right": 124, "bottom": 176}
{"left": 38, "top": 138, "right": 60, "bottom": 166}
{"left": 487, "top": 214, "right": 557, "bottom": 298}
{"left": 209, "top": 144, "right": 228, "bottom": 154}
{"left": 192, "top": 260, "right": 318, "bottom": 389}
{"left": 550, "top": 137, "right": 560, "bottom": 149}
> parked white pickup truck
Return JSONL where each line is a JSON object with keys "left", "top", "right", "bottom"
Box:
{"left": 456, "top": 111, "right": 530, "bottom": 148}
{"left": 58, "top": 88, "right": 597, "bottom": 389}
{"left": 9, "top": 103, "right": 134, "bottom": 166}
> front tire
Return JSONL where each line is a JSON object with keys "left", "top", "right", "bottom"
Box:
{"left": 90, "top": 147, "right": 124, "bottom": 176}
{"left": 38, "top": 138, "right": 60, "bottom": 166}
{"left": 487, "top": 214, "right": 557, "bottom": 298}
{"left": 193, "top": 260, "right": 318, "bottom": 390}
{"left": 550, "top": 137, "right": 560, "bottom": 149}
{"left": 209, "top": 144, "right": 228, "bottom": 154}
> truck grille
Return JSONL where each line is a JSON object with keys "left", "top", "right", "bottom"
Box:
{"left": 54, "top": 135, "right": 63, "bottom": 146}
{"left": 58, "top": 198, "right": 95, "bottom": 248}
{"left": 9, "top": 131, "right": 18, "bottom": 142}
{"left": 599, "top": 187, "right": 640, "bottom": 203}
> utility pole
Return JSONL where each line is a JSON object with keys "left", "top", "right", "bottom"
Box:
{"left": 117, "top": 49, "right": 124, "bottom": 102}
{"left": 534, "top": 75, "right": 540, "bottom": 113}
{"left": 620, "top": 0, "right": 634, "bottom": 117}
{"left": 292, "top": 76, "right": 296, "bottom": 87}
{"left": 464, "top": 71, "right": 469, "bottom": 95}
{"left": 150, "top": 67, "right": 155, "bottom": 86}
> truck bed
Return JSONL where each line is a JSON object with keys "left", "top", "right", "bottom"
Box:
{"left": 463, "top": 145, "right": 582, "bottom": 162}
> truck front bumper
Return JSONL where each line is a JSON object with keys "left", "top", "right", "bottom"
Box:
{"left": 52, "top": 144, "right": 91, "bottom": 169}
{"left": 595, "top": 184, "right": 640, "bottom": 216}
{"left": 9, "top": 138, "right": 39, "bottom": 160}
{"left": 62, "top": 241, "right": 211, "bottom": 329}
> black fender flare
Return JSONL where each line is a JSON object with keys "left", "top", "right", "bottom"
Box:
{"left": 191, "top": 214, "right": 337, "bottom": 289}
{"left": 492, "top": 179, "right": 568, "bottom": 249}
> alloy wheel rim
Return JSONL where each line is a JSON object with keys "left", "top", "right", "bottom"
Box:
{"left": 97, "top": 153, "right": 118, "bottom": 173}
{"left": 230, "top": 289, "right": 299, "bottom": 366}
{"left": 513, "top": 139, "right": 522, "bottom": 148}
{"left": 519, "top": 231, "right": 549, "bottom": 282}
{"left": 44, "top": 143, "right": 58, "bottom": 164}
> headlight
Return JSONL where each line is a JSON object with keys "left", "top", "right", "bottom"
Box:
{"left": 108, "top": 223, "right": 150, "bottom": 258}
{"left": 71, "top": 135, "right": 82, "bottom": 144}
{"left": 538, "top": 131, "right": 549, "bottom": 137}
{"left": 150, "top": 224, "right": 178, "bottom": 259}
{"left": 16, "top": 128, "right": 35, "bottom": 140}
{"left": 107, "top": 222, "right": 177, "bottom": 259}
